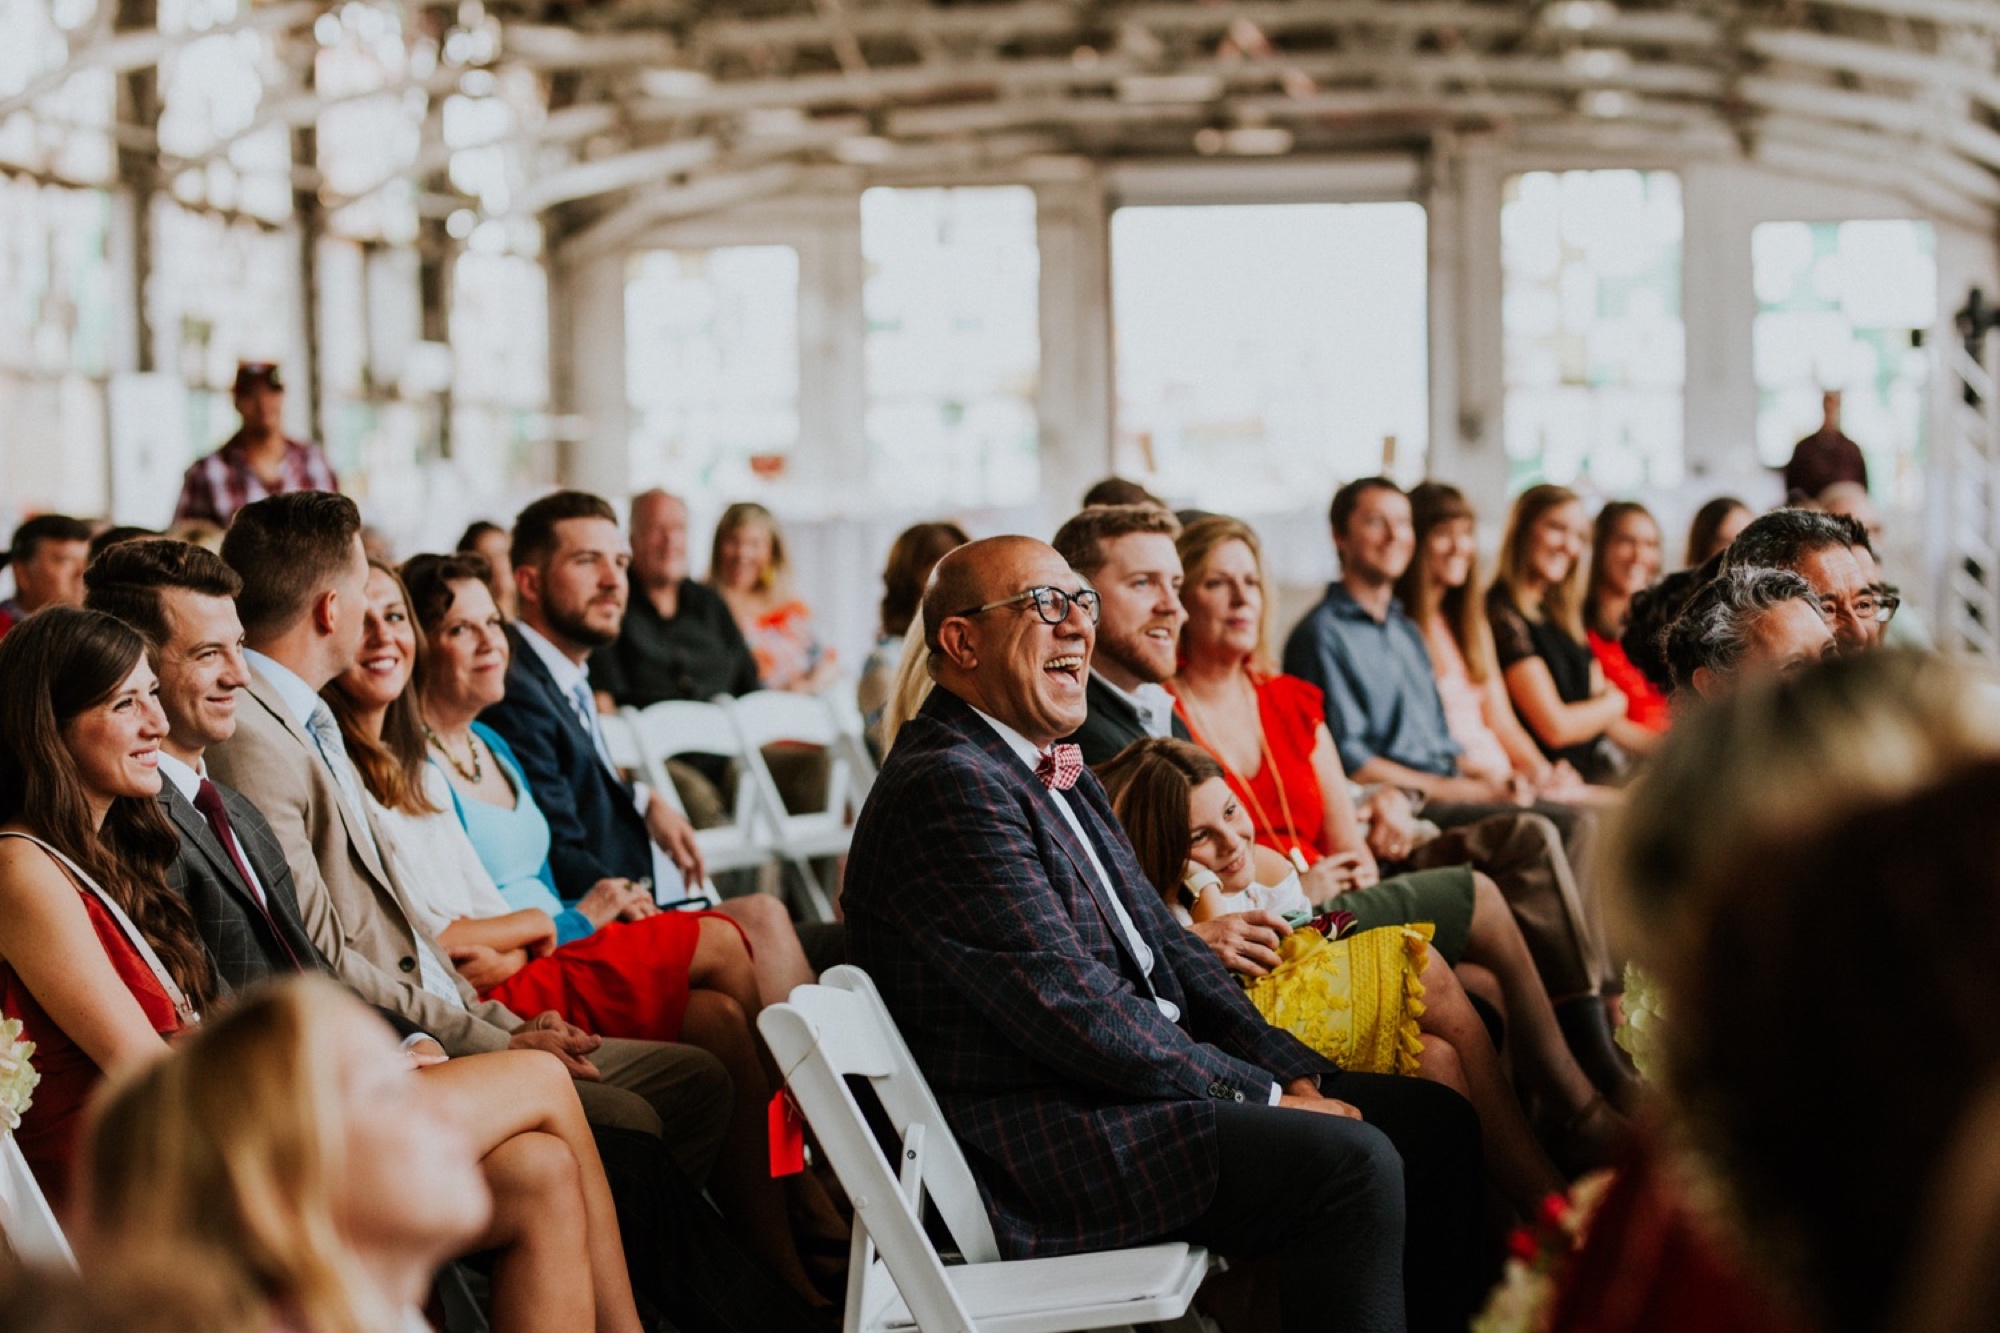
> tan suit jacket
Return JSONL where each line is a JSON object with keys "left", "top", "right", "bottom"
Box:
{"left": 206, "top": 664, "right": 734, "bottom": 1175}
{"left": 206, "top": 665, "right": 522, "bottom": 1053}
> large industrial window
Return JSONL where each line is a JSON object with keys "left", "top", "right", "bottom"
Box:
{"left": 1502, "top": 169, "right": 1684, "bottom": 493}
{"left": 1752, "top": 219, "right": 1935, "bottom": 507}
{"left": 863, "top": 186, "right": 1041, "bottom": 509}
{"left": 1111, "top": 202, "right": 1429, "bottom": 514}
{"left": 625, "top": 245, "right": 801, "bottom": 496}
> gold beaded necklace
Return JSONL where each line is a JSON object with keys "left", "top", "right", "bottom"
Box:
{"left": 424, "top": 725, "right": 485, "bottom": 784}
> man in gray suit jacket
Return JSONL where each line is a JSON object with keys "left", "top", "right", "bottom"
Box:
{"left": 197, "top": 494, "right": 728, "bottom": 1167}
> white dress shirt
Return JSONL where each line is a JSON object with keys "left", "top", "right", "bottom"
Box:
{"left": 1091, "top": 670, "right": 1177, "bottom": 740}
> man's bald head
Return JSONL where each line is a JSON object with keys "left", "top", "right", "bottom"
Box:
{"left": 922, "top": 536, "right": 1051, "bottom": 653}
{"left": 920, "top": 535, "right": 1094, "bottom": 747}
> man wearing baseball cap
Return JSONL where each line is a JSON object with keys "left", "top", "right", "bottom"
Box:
{"left": 172, "top": 361, "right": 341, "bottom": 526}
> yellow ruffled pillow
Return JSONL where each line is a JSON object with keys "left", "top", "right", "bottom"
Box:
{"left": 1242, "top": 923, "right": 1433, "bottom": 1076}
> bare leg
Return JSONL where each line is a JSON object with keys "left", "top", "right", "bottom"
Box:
{"left": 1454, "top": 962, "right": 1505, "bottom": 1026}
{"left": 421, "top": 1051, "right": 644, "bottom": 1333}
{"left": 1461, "top": 872, "right": 1602, "bottom": 1118}
{"left": 1416, "top": 953, "right": 1566, "bottom": 1213}
{"left": 678, "top": 989, "right": 829, "bottom": 1307}
{"left": 713, "top": 894, "right": 815, "bottom": 1008}
{"left": 477, "top": 1131, "right": 593, "bottom": 1333}
{"left": 688, "top": 915, "right": 765, "bottom": 1018}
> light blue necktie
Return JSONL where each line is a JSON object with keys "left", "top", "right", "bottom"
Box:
{"left": 569, "top": 679, "right": 621, "bottom": 779}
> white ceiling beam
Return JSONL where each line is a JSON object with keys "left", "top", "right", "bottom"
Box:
{"left": 1756, "top": 112, "right": 2000, "bottom": 204}
{"left": 560, "top": 161, "right": 806, "bottom": 261}
{"left": 1744, "top": 26, "right": 2000, "bottom": 114}
{"left": 693, "top": 2, "right": 1079, "bottom": 54}
{"left": 1797, "top": 0, "right": 2000, "bottom": 30}
{"left": 510, "top": 136, "right": 717, "bottom": 213}
{"left": 503, "top": 26, "right": 679, "bottom": 68}
{"left": 1753, "top": 134, "right": 1993, "bottom": 230}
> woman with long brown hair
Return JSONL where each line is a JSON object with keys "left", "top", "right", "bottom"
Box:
{"left": 0, "top": 607, "right": 208, "bottom": 1211}
{"left": 1583, "top": 500, "right": 1669, "bottom": 736}
{"left": 1487, "top": 485, "right": 1656, "bottom": 784}
{"left": 858, "top": 520, "right": 969, "bottom": 754}
{"left": 1099, "top": 737, "right": 1613, "bottom": 1202}
{"left": 1397, "top": 483, "right": 1606, "bottom": 803}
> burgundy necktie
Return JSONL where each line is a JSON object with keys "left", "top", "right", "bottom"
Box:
{"left": 193, "top": 778, "right": 301, "bottom": 969}
{"left": 1035, "top": 743, "right": 1084, "bottom": 792}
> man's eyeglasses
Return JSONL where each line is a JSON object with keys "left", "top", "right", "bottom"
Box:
{"left": 951, "top": 585, "right": 1102, "bottom": 626}
{"left": 1817, "top": 587, "right": 1901, "bottom": 626}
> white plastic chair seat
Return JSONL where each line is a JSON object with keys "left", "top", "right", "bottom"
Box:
{"left": 867, "top": 1243, "right": 1208, "bottom": 1333}
{"left": 758, "top": 967, "right": 1212, "bottom": 1333}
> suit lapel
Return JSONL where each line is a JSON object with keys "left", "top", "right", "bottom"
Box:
{"left": 161, "top": 786, "right": 247, "bottom": 897}
{"left": 242, "top": 668, "right": 395, "bottom": 890}
{"left": 928, "top": 689, "right": 1157, "bottom": 989}
{"left": 508, "top": 626, "right": 622, "bottom": 790}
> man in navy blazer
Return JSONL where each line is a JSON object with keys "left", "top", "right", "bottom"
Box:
{"left": 480, "top": 490, "right": 828, "bottom": 1001}
{"left": 844, "top": 536, "right": 1482, "bottom": 1333}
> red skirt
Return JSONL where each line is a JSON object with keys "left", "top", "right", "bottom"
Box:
{"left": 482, "top": 910, "right": 747, "bottom": 1042}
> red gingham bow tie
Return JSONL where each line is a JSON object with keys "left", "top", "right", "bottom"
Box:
{"left": 1036, "top": 744, "right": 1084, "bottom": 792}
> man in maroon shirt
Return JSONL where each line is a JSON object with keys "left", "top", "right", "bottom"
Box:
{"left": 172, "top": 362, "right": 340, "bottom": 527}
{"left": 1782, "top": 390, "right": 1867, "bottom": 502}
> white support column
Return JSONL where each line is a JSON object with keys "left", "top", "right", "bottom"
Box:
{"left": 1034, "top": 170, "right": 1113, "bottom": 521}
{"left": 799, "top": 193, "right": 866, "bottom": 499}
{"left": 1447, "top": 134, "right": 1509, "bottom": 507}
{"left": 1423, "top": 136, "right": 1462, "bottom": 489}
{"left": 552, "top": 246, "right": 633, "bottom": 501}
{"left": 1679, "top": 160, "right": 1758, "bottom": 488}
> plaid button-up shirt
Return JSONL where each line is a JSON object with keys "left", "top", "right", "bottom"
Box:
{"left": 172, "top": 431, "right": 341, "bottom": 527}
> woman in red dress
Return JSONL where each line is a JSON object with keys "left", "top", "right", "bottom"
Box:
{"left": 1583, "top": 501, "right": 1671, "bottom": 736}
{"left": 1165, "top": 517, "right": 1622, "bottom": 1169}
{"left": 0, "top": 608, "right": 207, "bottom": 1212}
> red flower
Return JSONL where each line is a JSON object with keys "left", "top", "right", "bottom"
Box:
{"left": 1538, "top": 1192, "right": 1573, "bottom": 1229}
{"left": 1507, "top": 1227, "right": 1542, "bottom": 1264}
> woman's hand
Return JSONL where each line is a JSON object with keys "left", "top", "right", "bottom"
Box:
{"left": 522, "top": 912, "right": 561, "bottom": 958}
{"left": 576, "top": 878, "right": 649, "bottom": 928}
{"left": 1301, "top": 851, "right": 1375, "bottom": 902}
{"left": 1361, "top": 787, "right": 1419, "bottom": 862}
{"left": 448, "top": 942, "right": 529, "bottom": 991}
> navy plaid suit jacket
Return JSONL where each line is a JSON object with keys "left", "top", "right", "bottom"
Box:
{"left": 481, "top": 624, "right": 653, "bottom": 896}
{"left": 844, "top": 686, "right": 1334, "bottom": 1259}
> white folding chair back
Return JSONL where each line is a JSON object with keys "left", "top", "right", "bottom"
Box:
{"left": 0, "top": 1133, "right": 75, "bottom": 1270}
{"left": 724, "top": 691, "right": 869, "bottom": 921}
{"left": 758, "top": 967, "right": 1210, "bottom": 1333}
{"left": 619, "top": 703, "right": 776, "bottom": 896}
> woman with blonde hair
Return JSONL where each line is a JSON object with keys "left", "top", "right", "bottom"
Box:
{"left": 80, "top": 975, "right": 493, "bottom": 1333}
{"left": 1167, "top": 517, "right": 1625, "bottom": 1142}
{"left": 1397, "top": 482, "right": 1602, "bottom": 803}
{"left": 708, "top": 503, "right": 839, "bottom": 694}
{"left": 1487, "top": 485, "right": 1655, "bottom": 783}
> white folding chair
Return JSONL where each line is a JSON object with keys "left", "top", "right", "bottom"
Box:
{"left": 723, "top": 691, "right": 869, "bottom": 922}
{"left": 0, "top": 1132, "right": 75, "bottom": 1270}
{"left": 619, "top": 702, "right": 778, "bottom": 904}
{"left": 758, "top": 967, "right": 1211, "bottom": 1333}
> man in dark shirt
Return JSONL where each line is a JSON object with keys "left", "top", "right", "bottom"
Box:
{"left": 1782, "top": 390, "right": 1868, "bottom": 502}
{"left": 591, "top": 489, "right": 759, "bottom": 708}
